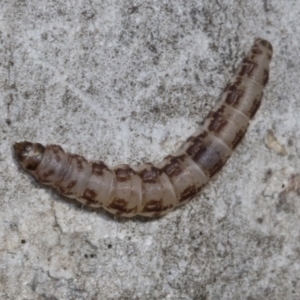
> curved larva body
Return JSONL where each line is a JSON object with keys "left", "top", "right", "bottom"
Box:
{"left": 14, "top": 38, "right": 273, "bottom": 217}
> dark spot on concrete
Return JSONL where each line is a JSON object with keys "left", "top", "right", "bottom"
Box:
{"left": 128, "top": 5, "right": 139, "bottom": 14}
{"left": 256, "top": 217, "right": 264, "bottom": 224}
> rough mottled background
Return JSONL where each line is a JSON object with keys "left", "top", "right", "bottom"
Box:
{"left": 1, "top": 0, "right": 300, "bottom": 299}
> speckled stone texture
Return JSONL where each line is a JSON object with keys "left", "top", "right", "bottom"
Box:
{"left": 1, "top": 1, "right": 300, "bottom": 299}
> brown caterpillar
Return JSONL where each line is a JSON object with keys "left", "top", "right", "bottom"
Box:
{"left": 14, "top": 38, "right": 273, "bottom": 217}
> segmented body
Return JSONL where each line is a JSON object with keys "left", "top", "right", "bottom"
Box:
{"left": 14, "top": 38, "right": 273, "bottom": 217}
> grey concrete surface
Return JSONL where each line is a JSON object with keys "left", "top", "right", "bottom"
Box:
{"left": 1, "top": 0, "right": 300, "bottom": 299}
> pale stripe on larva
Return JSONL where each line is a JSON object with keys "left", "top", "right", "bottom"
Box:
{"left": 14, "top": 38, "right": 273, "bottom": 217}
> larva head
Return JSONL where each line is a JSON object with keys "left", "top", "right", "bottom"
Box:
{"left": 13, "top": 142, "right": 45, "bottom": 171}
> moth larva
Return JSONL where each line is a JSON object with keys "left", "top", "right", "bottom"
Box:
{"left": 14, "top": 38, "right": 272, "bottom": 217}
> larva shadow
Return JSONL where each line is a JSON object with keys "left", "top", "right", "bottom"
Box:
{"left": 13, "top": 38, "right": 273, "bottom": 218}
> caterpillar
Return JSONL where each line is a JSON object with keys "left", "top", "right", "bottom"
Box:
{"left": 14, "top": 38, "right": 273, "bottom": 217}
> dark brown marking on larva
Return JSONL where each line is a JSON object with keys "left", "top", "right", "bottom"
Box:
{"left": 251, "top": 48, "right": 263, "bottom": 56}
{"left": 207, "top": 112, "right": 228, "bottom": 134}
{"left": 13, "top": 142, "right": 31, "bottom": 163}
{"left": 185, "top": 135, "right": 196, "bottom": 144}
{"left": 186, "top": 134, "right": 228, "bottom": 178}
{"left": 162, "top": 160, "right": 181, "bottom": 178}
{"left": 81, "top": 188, "right": 98, "bottom": 204}
{"left": 67, "top": 180, "right": 77, "bottom": 189}
{"left": 139, "top": 165, "right": 161, "bottom": 184}
{"left": 142, "top": 199, "right": 169, "bottom": 213}
{"left": 69, "top": 154, "right": 87, "bottom": 171}
{"left": 51, "top": 145, "right": 63, "bottom": 154}
{"left": 26, "top": 163, "right": 40, "bottom": 172}
{"left": 231, "top": 129, "right": 247, "bottom": 149}
{"left": 186, "top": 133, "right": 208, "bottom": 157}
{"left": 180, "top": 185, "right": 198, "bottom": 202}
{"left": 115, "top": 166, "right": 136, "bottom": 182}
{"left": 13, "top": 39, "right": 272, "bottom": 217}
{"left": 238, "top": 58, "right": 257, "bottom": 77}
{"left": 91, "top": 161, "right": 109, "bottom": 176}
{"left": 108, "top": 198, "right": 136, "bottom": 214}
{"left": 207, "top": 105, "right": 225, "bottom": 118}
{"left": 13, "top": 142, "right": 45, "bottom": 171}
{"left": 206, "top": 160, "right": 225, "bottom": 178}
{"left": 192, "top": 146, "right": 225, "bottom": 178}
{"left": 248, "top": 94, "right": 263, "bottom": 119}
{"left": 163, "top": 154, "right": 173, "bottom": 161}
{"left": 259, "top": 39, "right": 273, "bottom": 52}
{"left": 176, "top": 154, "right": 188, "bottom": 162}
{"left": 58, "top": 180, "right": 78, "bottom": 195}
{"left": 42, "top": 169, "right": 55, "bottom": 180}
{"left": 162, "top": 155, "right": 186, "bottom": 177}
{"left": 224, "top": 84, "right": 244, "bottom": 107}
{"left": 263, "top": 69, "right": 269, "bottom": 86}
{"left": 52, "top": 145, "right": 64, "bottom": 163}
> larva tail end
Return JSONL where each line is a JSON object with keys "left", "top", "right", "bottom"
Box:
{"left": 13, "top": 142, "right": 45, "bottom": 171}
{"left": 254, "top": 38, "right": 273, "bottom": 53}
